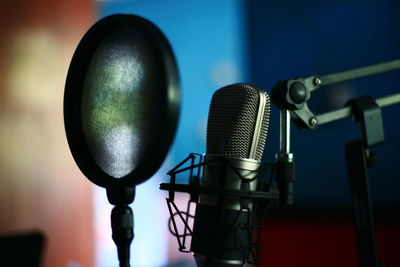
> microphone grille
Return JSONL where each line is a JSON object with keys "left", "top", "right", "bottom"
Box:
{"left": 206, "top": 83, "right": 270, "bottom": 160}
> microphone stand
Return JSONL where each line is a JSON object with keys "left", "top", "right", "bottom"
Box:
{"left": 271, "top": 58, "right": 400, "bottom": 267}
{"left": 106, "top": 186, "right": 135, "bottom": 267}
{"left": 276, "top": 110, "right": 295, "bottom": 205}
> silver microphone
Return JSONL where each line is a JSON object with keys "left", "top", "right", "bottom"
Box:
{"left": 191, "top": 83, "right": 270, "bottom": 267}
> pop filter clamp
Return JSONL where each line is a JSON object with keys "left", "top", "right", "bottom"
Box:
{"left": 271, "top": 58, "right": 400, "bottom": 267}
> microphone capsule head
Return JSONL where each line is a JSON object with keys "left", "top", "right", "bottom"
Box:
{"left": 206, "top": 83, "right": 270, "bottom": 161}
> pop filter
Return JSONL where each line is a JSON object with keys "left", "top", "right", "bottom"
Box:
{"left": 64, "top": 14, "right": 180, "bottom": 267}
{"left": 64, "top": 14, "right": 180, "bottom": 188}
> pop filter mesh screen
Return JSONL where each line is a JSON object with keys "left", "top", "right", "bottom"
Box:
{"left": 81, "top": 26, "right": 157, "bottom": 178}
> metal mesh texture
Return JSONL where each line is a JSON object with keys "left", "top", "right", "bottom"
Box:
{"left": 206, "top": 83, "right": 270, "bottom": 160}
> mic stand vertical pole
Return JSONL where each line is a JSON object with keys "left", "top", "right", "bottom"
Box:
{"left": 276, "top": 109, "right": 295, "bottom": 205}
{"left": 107, "top": 186, "right": 136, "bottom": 267}
{"left": 345, "top": 141, "right": 381, "bottom": 267}
{"left": 345, "top": 96, "right": 385, "bottom": 267}
{"left": 279, "top": 109, "right": 291, "bottom": 157}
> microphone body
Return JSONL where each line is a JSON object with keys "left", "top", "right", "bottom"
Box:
{"left": 190, "top": 84, "right": 270, "bottom": 267}
{"left": 192, "top": 156, "right": 261, "bottom": 267}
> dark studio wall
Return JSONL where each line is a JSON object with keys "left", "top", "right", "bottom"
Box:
{"left": 248, "top": 0, "right": 400, "bottom": 210}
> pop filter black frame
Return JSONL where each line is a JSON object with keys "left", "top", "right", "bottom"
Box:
{"left": 64, "top": 14, "right": 180, "bottom": 188}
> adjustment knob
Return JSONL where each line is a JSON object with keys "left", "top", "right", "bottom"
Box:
{"left": 289, "top": 82, "right": 307, "bottom": 104}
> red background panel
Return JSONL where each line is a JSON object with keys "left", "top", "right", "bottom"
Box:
{"left": 258, "top": 214, "right": 400, "bottom": 267}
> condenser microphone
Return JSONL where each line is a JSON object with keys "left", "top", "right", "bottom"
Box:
{"left": 190, "top": 83, "right": 270, "bottom": 267}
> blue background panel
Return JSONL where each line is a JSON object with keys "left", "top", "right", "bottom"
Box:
{"left": 248, "top": 0, "right": 400, "bottom": 209}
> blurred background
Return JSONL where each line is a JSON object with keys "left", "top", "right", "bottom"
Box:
{"left": 0, "top": 0, "right": 399, "bottom": 267}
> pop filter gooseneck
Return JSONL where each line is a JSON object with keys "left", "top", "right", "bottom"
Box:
{"left": 64, "top": 14, "right": 180, "bottom": 267}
